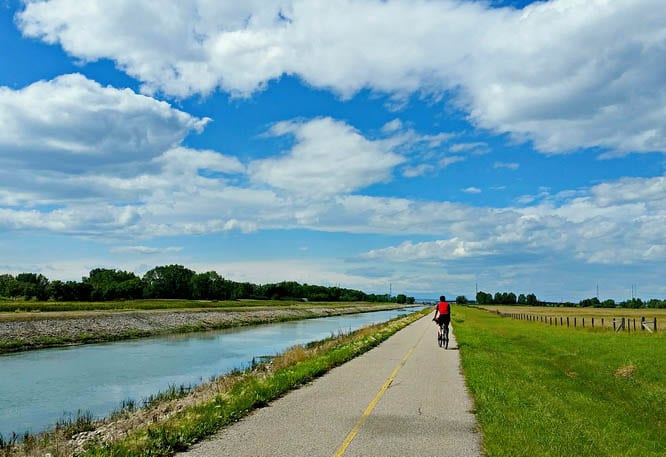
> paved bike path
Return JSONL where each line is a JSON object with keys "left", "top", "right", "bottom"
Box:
{"left": 178, "top": 315, "right": 482, "bottom": 457}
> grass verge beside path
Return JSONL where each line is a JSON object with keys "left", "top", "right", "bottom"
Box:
{"left": 1, "top": 308, "right": 430, "bottom": 457}
{"left": 454, "top": 306, "right": 666, "bottom": 457}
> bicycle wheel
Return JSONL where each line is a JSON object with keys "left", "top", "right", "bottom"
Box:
{"left": 443, "top": 326, "right": 449, "bottom": 349}
{"left": 437, "top": 330, "right": 443, "bottom": 347}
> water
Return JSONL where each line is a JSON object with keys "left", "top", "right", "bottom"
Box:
{"left": 0, "top": 308, "right": 416, "bottom": 438}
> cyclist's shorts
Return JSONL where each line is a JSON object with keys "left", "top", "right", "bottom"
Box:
{"left": 436, "top": 314, "right": 450, "bottom": 327}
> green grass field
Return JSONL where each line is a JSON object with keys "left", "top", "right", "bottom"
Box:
{"left": 455, "top": 306, "right": 665, "bottom": 457}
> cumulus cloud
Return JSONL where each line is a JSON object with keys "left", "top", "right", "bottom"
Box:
{"left": 0, "top": 74, "right": 209, "bottom": 172}
{"left": 18, "top": 0, "right": 666, "bottom": 155}
{"left": 357, "top": 172, "right": 666, "bottom": 272}
{"left": 249, "top": 117, "right": 404, "bottom": 196}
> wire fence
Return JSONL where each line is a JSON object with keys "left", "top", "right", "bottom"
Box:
{"left": 491, "top": 311, "right": 659, "bottom": 333}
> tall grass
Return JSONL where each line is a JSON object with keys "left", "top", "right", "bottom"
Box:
{"left": 455, "top": 307, "right": 666, "bottom": 457}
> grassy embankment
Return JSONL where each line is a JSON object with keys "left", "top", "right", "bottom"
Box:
{"left": 0, "top": 299, "right": 391, "bottom": 314}
{"left": 455, "top": 306, "right": 665, "bottom": 457}
{"left": 0, "top": 300, "right": 406, "bottom": 353}
{"left": 0, "top": 307, "right": 430, "bottom": 457}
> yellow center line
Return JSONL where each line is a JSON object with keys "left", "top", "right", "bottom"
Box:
{"left": 332, "top": 325, "right": 428, "bottom": 457}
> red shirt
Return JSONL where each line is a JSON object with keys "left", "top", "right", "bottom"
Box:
{"left": 437, "top": 301, "right": 450, "bottom": 315}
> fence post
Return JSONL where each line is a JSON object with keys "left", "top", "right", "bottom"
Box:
{"left": 655, "top": 318, "right": 658, "bottom": 332}
{"left": 567, "top": 317, "right": 570, "bottom": 327}
{"left": 613, "top": 318, "right": 616, "bottom": 331}
{"left": 582, "top": 317, "right": 585, "bottom": 328}
{"left": 574, "top": 317, "right": 576, "bottom": 328}
{"left": 601, "top": 317, "right": 604, "bottom": 328}
{"left": 592, "top": 317, "right": 594, "bottom": 328}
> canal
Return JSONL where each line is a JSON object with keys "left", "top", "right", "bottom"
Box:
{"left": 0, "top": 307, "right": 417, "bottom": 438}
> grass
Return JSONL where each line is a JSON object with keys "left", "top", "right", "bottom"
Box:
{"left": 454, "top": 306, "right": 666, "bottom": 457}
{"left": 0, "top": 301, "right": 408, "bottom": 353}
{"left": 0, "top": 308, "right": 430, "bottom": 457}
{"left": 480, "top": 305, "right": 666, "bottom": 319}
{"left": 0, "top": 299, "right": 392, "bottom": 315}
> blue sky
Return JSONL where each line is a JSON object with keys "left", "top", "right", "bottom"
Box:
{"left": 1, "top": 0, "right": 665, "bottom": 301}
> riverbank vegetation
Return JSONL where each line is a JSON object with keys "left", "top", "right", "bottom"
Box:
{"left": 455, "top": 306, "right": 665, "bottom": 456}
{"left": 0, "top": 266, "right": 414, "bottom": 304}
{"left": 0, "top": 308, "right": 430, "bottom": 457}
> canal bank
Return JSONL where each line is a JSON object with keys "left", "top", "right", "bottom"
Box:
{"left": 0, "top": 303, "right": 412, "bottom": 353}
{"left": 0, "top": 307, "right": 424, "bottom": 444}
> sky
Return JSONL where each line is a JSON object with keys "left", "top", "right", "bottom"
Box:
{"left": 1, "top": 0, "right": 665, "bottom": 302}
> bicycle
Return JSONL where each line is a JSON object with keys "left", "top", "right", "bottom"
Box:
{"left": 437, "top": 322, "right": 449, "bottom": 349}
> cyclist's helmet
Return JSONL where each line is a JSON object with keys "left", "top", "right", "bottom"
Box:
{"left": 440, "top": 295, "right": 446, "bottom": 301}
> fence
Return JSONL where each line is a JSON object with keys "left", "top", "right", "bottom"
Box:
{"left": 493, "top": 311, "right": 658, "bottom": 333}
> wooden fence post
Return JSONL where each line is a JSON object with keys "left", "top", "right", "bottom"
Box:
{"left": 567, "top": 317, "right": 570, "bottom": 327}
{"left": 613, "top": 318, "right": 616, "bottom": 331}
{"left": 592, "top": 317, "right": 594, "bottom": 328}
{"left": 582, "top": 317, "right": 585, "bottom": 328}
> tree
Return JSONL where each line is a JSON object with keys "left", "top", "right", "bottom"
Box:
{"left": 143, "top": 265, "right": 195, "bottom": 299}
{"left": 476, "top": 291, "right": 493, "bottom": 305}
{"left": 525, "top": 293, "right": 538, "bottom": 306}
{"left": 15, "top": 273, "right": 49, "bottom": 300}
{"left": 84, "top": 268, "right": 142, "bottom": 300}
{"left": 396, "top": 294, "right": 407, "bottom": 304}
{"left": 455, "top": 295, "right": 468, "bottom": 304}
{"left": 517, "top": 293, "right": 527, "bottom": 305}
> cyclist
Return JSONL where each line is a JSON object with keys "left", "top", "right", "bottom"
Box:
{"left": 432, "top": 295, "right": 451, "bottom": 340}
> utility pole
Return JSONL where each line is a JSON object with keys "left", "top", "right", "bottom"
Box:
{"left": 596, "top": 283, "right": 599, "bottom": 299}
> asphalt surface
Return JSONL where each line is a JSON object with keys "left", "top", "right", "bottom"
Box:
{"left": 178, "top": 314, "right": 482, "bottom": 457}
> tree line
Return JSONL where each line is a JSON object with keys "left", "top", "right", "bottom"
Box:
{"left": 471, "top": 290, "right": 666, "bottom": 309}
{"left": 0, "top": 265, "right": 415, "bottom": 304}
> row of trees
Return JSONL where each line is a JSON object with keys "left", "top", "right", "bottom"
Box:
{"left": 0, "top": 266, "right": 414, "bottom": 303}
{"left": 475, "top": 291, "right": 539, "bottom": 306}
{"left": 472, "top": 290, "right": 666, "bottom": 309}
{"left": 566, "top": 297, "right": 666, "bottom": 309}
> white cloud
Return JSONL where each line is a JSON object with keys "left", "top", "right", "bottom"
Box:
{"left": 449, "top": 142, "right": 489, "bottom": 154}
{"left": 494, "top": 161, "right": 520, "bottom": 170}
{"left": 0, "top": 74, "right": 209, "bottom": 172}
{"left": 463, "top": 187, "right": 482, "bottom": 194}
{"left": 18, "top": 0, "right": 666, "bottom": 155}
{"left": 249, "top": 117, "right": 404, "bottom": 196}
{"left": 440, "top": 156, "right": 466, "bottom": 167}
{"left": 402, "top": 164, "right": 434, "bottom": 178}
{"left": 110, "top": 246, "right": 183, "bottom": 255}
